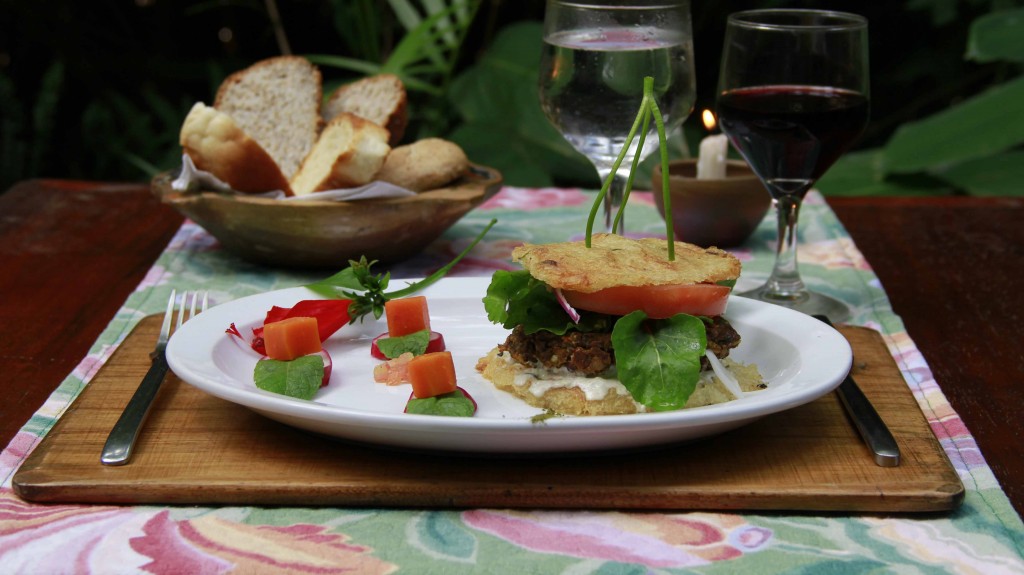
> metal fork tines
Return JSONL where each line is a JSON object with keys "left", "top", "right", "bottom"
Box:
{"left": 101, "top": 289, "right": 208, "bottom": 466}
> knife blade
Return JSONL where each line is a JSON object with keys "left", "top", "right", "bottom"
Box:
{"left": 814, "top": 315, "right": 901, "bottom": 467}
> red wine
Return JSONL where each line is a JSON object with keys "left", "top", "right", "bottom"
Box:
{"left": 717, "top": 85, "right": 868, "bottom": 197}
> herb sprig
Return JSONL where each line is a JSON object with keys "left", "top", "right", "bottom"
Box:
{"left": 305, "top": 218, "right": 498, "bottom": 322}
{"left": 585, "top": 76, "right": 675, "bottom": 261}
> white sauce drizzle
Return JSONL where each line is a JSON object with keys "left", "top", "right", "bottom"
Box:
{"left": 501, "top": 354, "right": 645, "bottom": 410}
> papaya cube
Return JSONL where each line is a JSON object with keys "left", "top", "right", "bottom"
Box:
{"left": 384, "top": 296, "right": 431, "bottom": 337}
{"left": 262, "top": 316, "right": 321, "bottom": 360}
{"left": 407, "top": 351, "right": 457, "bottom": 399}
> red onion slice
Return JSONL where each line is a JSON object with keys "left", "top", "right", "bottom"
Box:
{"left": 554, "top": 288, "right": 581, "bottom": 324}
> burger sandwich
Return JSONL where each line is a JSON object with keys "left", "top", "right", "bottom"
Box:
{"left": 477, "top": 233, "right": 764, "bottom": 415}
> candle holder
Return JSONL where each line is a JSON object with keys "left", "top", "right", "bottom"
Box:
{"left": 652, "top": 159, "right": 770, "bottom": 248}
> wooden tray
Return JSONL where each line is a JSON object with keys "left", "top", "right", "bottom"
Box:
{"left": 13, "top": 315, "right": 963, "bottom": 512}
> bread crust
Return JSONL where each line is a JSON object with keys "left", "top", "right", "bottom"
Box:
{"left": 513, "top": 234, "right": 741, "bottom": 293}
{"left": 323, "top": 74, "right": 408, "bottom": 146}
{"left": 375, "top": 138, "right": 469, "bottom": 192}
{"left": 179, "top": 102, "right": 292, "bottom": 194}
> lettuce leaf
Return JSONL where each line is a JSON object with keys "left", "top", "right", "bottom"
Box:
{"left": 483, "top": 270, "right": 610, "bottom": 335}
{"left": 611, "top": 311, "right": 707, "bottom": 411}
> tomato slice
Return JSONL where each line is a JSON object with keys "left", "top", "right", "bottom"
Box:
{"left": 562, "top": 283, "right": 731, "bottom": 319}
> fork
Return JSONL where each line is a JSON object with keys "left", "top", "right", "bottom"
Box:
{"left": 101, "top": 289, "right": 208, "bottom": 466}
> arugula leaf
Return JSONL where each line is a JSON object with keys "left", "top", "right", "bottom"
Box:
{"left": 483, "top": 270, "right": 611, "bottom": 335}
{"left": 611, "top": 311, "right": 706, "bottom": 412}
{"left": 376, "top": 329, "right": 430, "bottom": 358}
{"left": 405, "top": 388, "right": 476, "bottom": 417}
{"left": 253, "top": 355, "right": 325, "bottom": 400}
{"left": 305, "top": 219, "right": 497, "bottom": 323}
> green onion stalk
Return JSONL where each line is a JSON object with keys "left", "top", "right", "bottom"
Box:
{"left": 584, "top": 76, "right": 675, "bottom": 261}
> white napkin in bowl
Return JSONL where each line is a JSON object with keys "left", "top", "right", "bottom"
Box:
{"left": 171, "top": 155, "right": 416, "bottom": 201}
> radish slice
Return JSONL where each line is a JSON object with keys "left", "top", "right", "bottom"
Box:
{"left": 554, "top": 288, "right": 581, "bottom": 324}
{"left": 370, "top": 331, "right": 446, "bottom": 360}
{"left": 318, "top": 349, "right": 333, "bottom": 387}
{"left": 704, "top": 350, "right": 743, "bottom": 399}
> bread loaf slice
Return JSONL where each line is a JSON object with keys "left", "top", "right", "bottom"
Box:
{"left": 289, "top": 113, "right": 391, "bottom": 196}
{"left": 375, "top": 138, "right": 469, "bottom": 192}
{"left": 179, "top": 102, "right": 292, "bottom": 194}
{"left": 323, "top": 74, "right": 407, "bottom": 146}
{"left": 214, "top": 56, "right": 322, "bottom": 179}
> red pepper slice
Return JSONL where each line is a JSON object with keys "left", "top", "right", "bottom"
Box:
{"left": 228, "top": 299, "right": 352, "bottom": 356}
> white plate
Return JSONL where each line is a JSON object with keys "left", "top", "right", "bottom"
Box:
{"left": 166, "top": 277, "right": 852, "bottom": 454}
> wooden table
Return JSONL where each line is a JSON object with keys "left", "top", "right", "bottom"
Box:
{"left": 2, "top": 180, "right": 1021, "bottom": 517}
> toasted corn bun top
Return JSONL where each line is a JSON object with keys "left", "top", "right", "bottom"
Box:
{"left": 512, "top": 233, "right": 741, "bottom": 293}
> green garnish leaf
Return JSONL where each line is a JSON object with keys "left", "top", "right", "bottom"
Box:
{"left": 376, "top": 329, "right": 430, "bottom": 358}
{"left": 305, "top": 219, "right": 498, "bottom": 323}
{"left": 405, "top": 388, "right": 476, "bottom": 417}
{"left": 254, "top": 355, "right": 324, "bottom": 400}
{"left": 611, "top": 311, "right": 707, "bottom": 411}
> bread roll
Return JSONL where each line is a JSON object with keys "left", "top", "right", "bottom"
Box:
{"left": 375, "top": 138, "right": 469, "bottom": 192}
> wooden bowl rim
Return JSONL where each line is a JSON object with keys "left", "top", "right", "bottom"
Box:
{"left": 153, "top": 163, "right": 503, "bottom": 209}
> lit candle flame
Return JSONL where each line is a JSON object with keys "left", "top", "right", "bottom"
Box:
{"left": 702, "top": 109, "right": 717, "bottom": 132}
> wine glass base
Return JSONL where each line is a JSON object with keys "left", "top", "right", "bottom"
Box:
{"left": 738, "top": 284, "right": 851, "bottom": 323}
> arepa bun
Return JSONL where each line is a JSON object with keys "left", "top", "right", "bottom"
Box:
{"left": 512, "top": 234, "right": 741, "bottom": 293}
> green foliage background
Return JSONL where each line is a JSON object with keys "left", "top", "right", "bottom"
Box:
{"left": 1, "top": 0, "right": 1022, "bottom": 196}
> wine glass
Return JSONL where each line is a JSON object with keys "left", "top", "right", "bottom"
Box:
{"left": 539, "top": 0, "right": 696, "bottom": 233}
{"left": 716, "top": 9, "right": 869, "bottom": 321}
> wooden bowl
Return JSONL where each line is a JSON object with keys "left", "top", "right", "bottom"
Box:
{"left": 652, "top": 159, "right": 770, "bottom": 248}
{"left": 152, "top": 164, "right": 503, "bottom": 268}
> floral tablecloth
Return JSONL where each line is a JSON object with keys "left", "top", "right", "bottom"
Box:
{"left": 3, "top": 188, "right": 1023, "bottom": 574}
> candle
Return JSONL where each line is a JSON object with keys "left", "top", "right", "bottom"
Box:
{"left": 696, "top": 110, "right": 727, "bottom": 180}
{"left": 696, "top": 134, "right": 728, "bottom": 180}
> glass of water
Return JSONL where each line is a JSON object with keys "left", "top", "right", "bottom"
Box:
{"left": 539, "top": 0, "right": 696, "bottom": 233}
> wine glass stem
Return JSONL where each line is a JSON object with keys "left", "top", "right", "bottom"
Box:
{"left": 765, "top": 194, "right": 808, "bottom": 301}
{"left": 596, "top": 168, "right": 627, "bottom": 234}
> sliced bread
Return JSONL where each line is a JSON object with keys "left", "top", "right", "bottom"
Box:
{"left": 179, "top": 102, "right": 292, "bottom": 194}
{"left": 289, "top": 112, "right": 391, "bottom": 196}
{"left": 214, "top": 56, "right": 322, "bottom": 179}
{"left": 323, "top": 74, "right": 407, "bottom": 146}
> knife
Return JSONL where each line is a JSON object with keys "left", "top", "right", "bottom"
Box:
{"left": 814, "top": 315, "right": 901, "bottom": 467}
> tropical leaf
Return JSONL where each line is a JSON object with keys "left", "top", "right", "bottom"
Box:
{"left": 966, "top": 7, "right": 1024, "bottom": 63}
{"left": 326, "top": 0, "right": 384, "bottom": 63}
{"left": 0, "top": 72, "right": 27, "bottom": 190}
{"left": 818, "top": 150, "right": 953, "bottom": 197}
{"left": 881, "top": 74, "right": 1024, "bottom": 174}
{"left": 381, "top": 1, "right": 478, "bottom": 85}
{"left": 30, "top": 61, "right": 64, "bottom": 177}
{"left": 447, "top": 21, "right": 597, "bottom": 187}
{"left": 932, "top": 150, "right": 1024, "bottom": 196}
{"left": 304, "top": 54, "right": 382, "bottom": 77}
